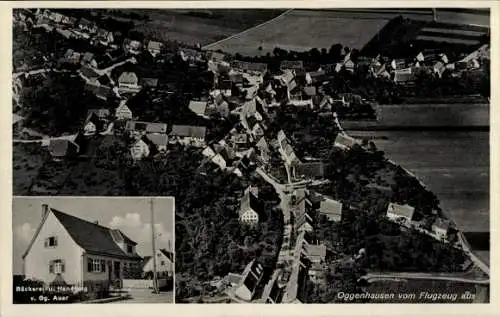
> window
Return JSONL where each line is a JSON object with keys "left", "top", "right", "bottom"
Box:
{"left": 44, "top": 236, "right": 58, "bottom": 248}
{"left": 87, "top": 258, "right": 106, "bottom": 273}
{"left": 160, "top": 261, "right": 165, "bottom": 266}
{"left": 49, "top": 260, "right": 65, "bottom": 274}
{"left": 127, "top": 245, "right": 133, "bottom": 253}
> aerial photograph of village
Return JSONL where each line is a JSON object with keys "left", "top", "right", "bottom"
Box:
{"left": 12, "top": 196, "right": 174, "bottom": 303}
{"left": 12, "top": 7, "right": 489, "bottom": 304}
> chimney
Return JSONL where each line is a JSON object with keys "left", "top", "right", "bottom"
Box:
{"left": 94, "top": 221, "right": 99, "bottom": 225}
{"left": 41, "top": 204, "right": 49, "bottom": 219}
{"left": 432, "top": 9, "right": 437, "bottom": 22}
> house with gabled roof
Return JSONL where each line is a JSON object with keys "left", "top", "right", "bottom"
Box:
{"left": 255, "top": 137, "right": 270, "bottom": 164}
{"left": 130, "top": 137, "right": 151, "bottom": 160}
{"left": 432, "top": 218, "right": 451, "bottom": 240}
{"left": 115, "top": 100, "right": 133, "bottom": 120}
{"left": 282, "top": 231, "right": 311, "bottom": 303}
{"left": 83, "top": 112, "right": 104, "bottom": 136}
{"left": 188, "top": 100, "right": 208, "bottom": 117}
{"left": 141, "top": 77, "right": 159, "bottom": 89}
{"left": 169, "top": 125, "right": 207, "bottom": 147}
{"left": 123, "top": 38, "right": 142, "bottom": 55}
{"left": 318, "top": 197, "right": 343, "bottom": 222}
{"left": 234, "top": 260, "right": 265, "bottom": 301}
{"left": 23, "top": 204, "right": 142, "bottom": 285}
{"left": 80, "top": 66, "right": 100, "bottom": 83}
{"left": 125, "top": 121, "right": 168, "bottom": 135}
{"left": 84, "top": 83, "right": 114, "bottom": 101}
{"left": 230, "top": 60, "right": 268, "bottom": 75}
{"left": 147, "top": 40, "right": 163, "bottom": 57}
{"left": 386, "top": 202, "right": 415, "bottom": 223}
{"left": 81, "top": 52, "right": 97, "bottom": 68}
{"left": 118, "top": 71, "right": 140, "bottom": 89}
{"left": 96, "top": 28, "right": 114, "bottom": 45}
{"left": 238, "top": 186, "right": 264, "bottom": 225}
{"left": 295, "top": 161, "right": 325, "bottom": 180}
{"left": 145, "top": 133, "right": 169, "bottom": 152}
{"left": 295, "top": 200, "right": 315, "bottom": 233}
{"left": 280, "top": 60, "right": 304, "bottom": 72}
{"left": 142, "top": 249, "right": 173, "bottom": 278}
{"left": 78, "top": 17, "right": 97, "bottom": 34}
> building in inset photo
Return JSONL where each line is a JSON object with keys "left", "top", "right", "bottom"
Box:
{"left": 12, "top": 196, "right": 174, "bottom": 304}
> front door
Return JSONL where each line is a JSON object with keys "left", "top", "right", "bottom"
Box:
{"left": 107, "top": 261, "right": 112, "bottom": 282}
{"left": 113, "top": 261, "right": 121, "bottom": 279}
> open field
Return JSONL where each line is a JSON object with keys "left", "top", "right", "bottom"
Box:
{"left": 126, "top": 9, "right": 284, "bottom": 45}
{"left": 341, "top": 104, "right": 490, "bottom": 129}
{"left": 204, "top": 9, "right": 489, "bottom": 56}
{"left": 204, "top": 9, "right": 391, "bottom": 55}
{"left": 353, "top": 130, "right": 489, "bottom": 234}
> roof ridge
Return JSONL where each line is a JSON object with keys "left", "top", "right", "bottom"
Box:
{"left": 51, "top": 208, "right": 111, "bottom": 231}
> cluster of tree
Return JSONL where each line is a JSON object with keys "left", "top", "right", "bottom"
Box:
{"left": 20, "top": 73, "right": 108, "bottom": 136}
{"left": 172, "top": 162, "right": 282, "bottom": 300}
{"left": 304, "top": 260, "right": 366, "bottom": 303}
{"left": 232, "top": 43, "right": 354, "bottom": 74}
{"left": 266, "top": 106, "right": 340, "bottom": 159}
{"left": 340, "top": 209, "right": 466, "bottom": 272}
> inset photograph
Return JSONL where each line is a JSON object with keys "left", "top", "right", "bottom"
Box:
{"left": 12, "top": 196, "right": 174, "bottom": 304}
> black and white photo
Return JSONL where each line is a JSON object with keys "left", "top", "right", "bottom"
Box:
{"left": 10, "top": 7, "right": 490, "bottom": 305}
{"left": 12, "top": 197, "right": 174, "bottom": 304}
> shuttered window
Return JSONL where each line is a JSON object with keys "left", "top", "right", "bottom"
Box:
{"left": 49, "top": 260, "right": 65, "bottom": 274}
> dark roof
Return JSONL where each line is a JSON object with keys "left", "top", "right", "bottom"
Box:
{"left": 97, "top": 74, "right": 112, "bottom": 87}
{"left": 82, "top": 52, "right": 95, "bottom": 63}
{"left": 51, "top": 209, "right": 141, "bottom": 259}
{"left": 141, "top": 77, "right": 159, "bottom": 88}
{"left": 303, "top": 86, "right": 317, "bottom": 97}
{"left": 84, "top": 83, "right": 113, "bottom": 100}
{"left": 85, "top": 112, "right": 104, "bottom": 130}
{"left": 280, "top": 60, "right": 304, "bottom": 70}
{"left": 146, "top": 133, "right": 169, "bottom": 146}
{"left": 141, "top": 256, "right": 152, "bottom": 269}
{"left": 160, "top": 249, "right": 174, "bottom": 262}
{"left": 296, "top": 162, "right": 325, "bottom": 179}
{"left": 48, "top": 139, "right": 78, "bottom": 157}
{"left": 231, "top": 60, "right": 267, "bottom": 73}
{"left": 218, "top": 79, "right": 232, "bottom": 90}
{"left": 229, "top": 73, "right": 245, "bottom": 84}
{"left": 169, "top": 125, "right": 206, "bottom": 139}
{"left": 78, "top": 17, "right": 93, "bottom": 27}
{"left": 80, "top": 66, "right": 100, "bottom": 79}
{"left": 239, "top": 187, "right": 264, "bottom": 218}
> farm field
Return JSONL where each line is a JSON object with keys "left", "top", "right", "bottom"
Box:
{"left": 342, "top": 103, "right": 490, "bottom": 129}
{"left": 355, "top": 130, "right": 490, "bottom": 234}
{"left": 204, "top": 9, "right": 391, "bottom": 55}
{"left": 127, "top": 9, "right": 284, "bottom": 46}
{"left": 203, "top": 9, "right": 490, "bottom": 56}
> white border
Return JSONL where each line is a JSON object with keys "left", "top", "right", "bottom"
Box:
{"left": 1, "top": 2, "right": 498, "bottom": 317}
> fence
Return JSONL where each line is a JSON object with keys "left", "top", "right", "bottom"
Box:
{"left": 122, "top": 278, "right": 168, "bottom": 289}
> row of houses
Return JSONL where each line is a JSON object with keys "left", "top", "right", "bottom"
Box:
{"left": 385, "top": 202, "right": 456, "bottom": 240}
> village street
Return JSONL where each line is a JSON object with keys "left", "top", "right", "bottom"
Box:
{"left": 112, "top": 289, "right": 173, "bottom": 303}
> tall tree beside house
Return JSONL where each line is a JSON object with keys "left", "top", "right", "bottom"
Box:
{"left": 20, "top": 73, "right": 107, "bottom": 136}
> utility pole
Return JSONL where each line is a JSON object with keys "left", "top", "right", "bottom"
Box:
{"left": 150, "top": 198, "right": 158, "bottom": 294}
